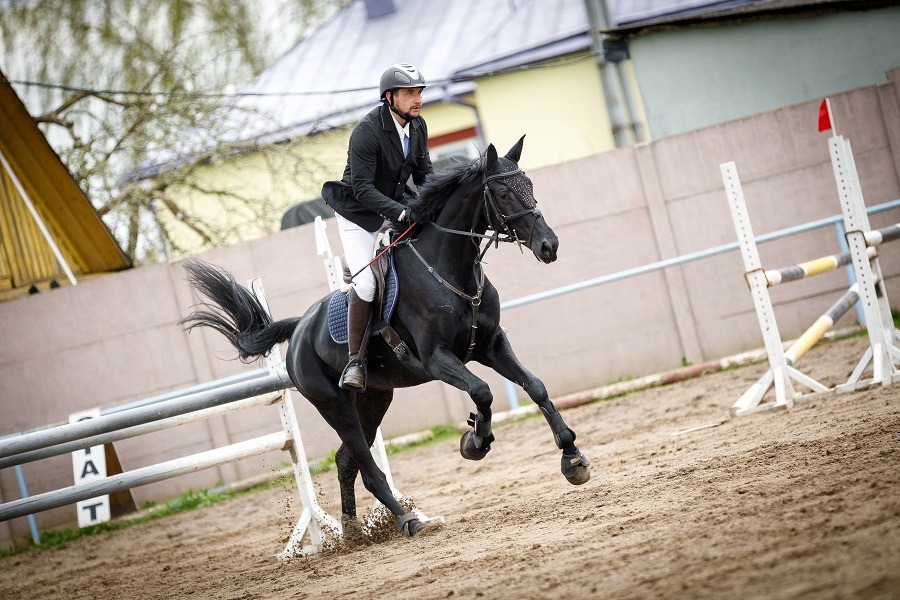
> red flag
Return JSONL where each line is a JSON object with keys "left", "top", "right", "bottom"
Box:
{"left": 818, "top": 99, "right": 832, "bottom": 132}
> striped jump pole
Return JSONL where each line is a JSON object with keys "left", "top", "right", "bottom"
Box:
{"left": 864, "top": 223, "right": 900, "bottom": 246}
{"left": 784, "top": 282, "right": 863, "bottom": 367}
{"left": 764, "top": 246, "right": 876, "bottom": 285}
{"left": 763, "top": 222, "right": 900, "bottom": 286}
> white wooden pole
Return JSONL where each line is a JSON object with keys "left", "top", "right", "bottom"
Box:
{"left": 1, "top": 392, "right": 282, "bottom": 469}
{"left": 0, "top": 432, "right": 289, "bottom": 522}
{"left": 0, "top": 147, "right": 78, "bottom": 286}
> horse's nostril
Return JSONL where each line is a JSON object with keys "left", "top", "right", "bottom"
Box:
{"left": 541, "top": 241, "right": 557, "bottom": 260}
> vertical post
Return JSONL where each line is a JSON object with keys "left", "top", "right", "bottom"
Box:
{"left": 13, "top": 465, "right": 41, "bottom": 544}
{"left": 721, "top": 162, "right": 795, "bottom": 411}
{"left": 249, "top": 279, "right": 341, "bottom": 557}
{"left": 830, "top": 136, "right": 898, "bottom": 384}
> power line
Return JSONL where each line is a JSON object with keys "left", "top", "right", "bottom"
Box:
{"left": 1, "top": 51, "right": 601, "bottom": 100}
{"left": 0, "top": 78, "right": 376, "bottom": 98}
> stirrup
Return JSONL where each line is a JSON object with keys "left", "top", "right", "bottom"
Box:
{"left": 339, "top": 359, "right": 367, "bottom": 391}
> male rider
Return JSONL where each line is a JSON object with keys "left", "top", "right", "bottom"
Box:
{"left": 321, "top": 63, "right": 434, "bottom": 391}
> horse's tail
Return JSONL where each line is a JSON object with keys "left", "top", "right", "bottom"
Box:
{"left": 181, "top": 260, "right": 301, "bottom": 362}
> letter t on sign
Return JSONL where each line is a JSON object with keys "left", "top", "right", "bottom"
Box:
{"left": 69, "top": 408, "right": 111, "bottom": 527}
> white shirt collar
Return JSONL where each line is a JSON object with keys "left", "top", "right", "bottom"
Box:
{"left": 390, "top": 111, "right": 411, "bottom": 141}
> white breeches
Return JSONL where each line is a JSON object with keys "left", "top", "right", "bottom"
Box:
{"left": 335, "top": 213, "right": 377, "bottom": 302}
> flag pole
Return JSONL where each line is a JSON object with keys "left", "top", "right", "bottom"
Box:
{"left": 825, "top": 97, "right": 837, "bottom": 136}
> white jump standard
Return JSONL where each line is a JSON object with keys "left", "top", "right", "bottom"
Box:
{"left": 721, "top": 133, "right": 900, "bottom": 417}
{"left": 828, "top": 135, "right": 900, "bottom": 387}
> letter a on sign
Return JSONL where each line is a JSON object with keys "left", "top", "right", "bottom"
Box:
{"left": 69, "top": 408, "right": 111, "bottom": 527}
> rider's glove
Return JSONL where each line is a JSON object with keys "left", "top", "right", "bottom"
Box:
{"left": 406, "top": 209, "right": 427, "bottom": 224}
{"left": 395, "top": 209, "right": 426, "bottom": 224}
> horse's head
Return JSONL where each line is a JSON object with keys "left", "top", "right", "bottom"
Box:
{"left": 482, "top": 136, "right": 559, "bottom": 263}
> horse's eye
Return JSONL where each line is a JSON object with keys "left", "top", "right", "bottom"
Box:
{"left": 499, "top": 190, "right": 508, "bottom": 198}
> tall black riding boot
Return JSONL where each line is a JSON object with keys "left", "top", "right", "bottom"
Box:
{"left": 339, "top": 288, "right": 373, "bottom": 391}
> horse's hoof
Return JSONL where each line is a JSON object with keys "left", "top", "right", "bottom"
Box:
{"left": 460, "top": 431, "right": 491, "bottom": 461}
{"left": 341, "top": 514, "right": 369, "bottom": 545}
{"left": 562, "top": 450, "right": 591, "bottom": 485}
{"left": 397, "top": 512, "right": 425, "bottom": 538}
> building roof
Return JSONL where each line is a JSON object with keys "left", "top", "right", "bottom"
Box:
{"left": 605, "top": 0, "right": 900, "bottom": 36}
{"left": 227, "top": 0, "right": 594, "bottom": 144}
{"left": 0, "top": 69, "right": 131, "bottom": 301}
{"left": 607, "top": 0, "right": 754, "bottom": 25}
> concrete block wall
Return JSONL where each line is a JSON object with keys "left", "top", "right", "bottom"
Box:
{"left": 2, "top": 67, "right": 899, "bottom": 547}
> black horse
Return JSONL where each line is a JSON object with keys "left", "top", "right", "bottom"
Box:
{"left": 182, "top": 136, "right": 590, "bottom": 538}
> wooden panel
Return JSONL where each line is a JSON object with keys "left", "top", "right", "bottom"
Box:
{"left": 0, "top": 165, "right": 59, "bottom": 285}
{"left": 0, "top": 72, "right": 130, "bottom": 280}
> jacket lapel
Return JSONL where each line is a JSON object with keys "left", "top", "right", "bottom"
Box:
{"left": 380, "top": 104, "right": 404, "bottom": 159}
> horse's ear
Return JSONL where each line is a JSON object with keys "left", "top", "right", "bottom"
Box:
{"left": 504, "top": 135, "right": 525, "bottom": 163}
{"left": 485, "top": 144, "right": 498, "bottom": 172}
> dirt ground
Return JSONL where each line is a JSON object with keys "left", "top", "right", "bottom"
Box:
{"left": 2, "top": 335, "right": 899, "bottom": 600}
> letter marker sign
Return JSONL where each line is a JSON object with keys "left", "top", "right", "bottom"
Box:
{"left": 69, "top": 408, "right": 111, "bottom": 527}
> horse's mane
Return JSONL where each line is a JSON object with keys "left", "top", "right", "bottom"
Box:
{"left": 407, "top": 156, "right": 486, "bottom": 220}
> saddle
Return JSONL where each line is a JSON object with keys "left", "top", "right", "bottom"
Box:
{"left": 326, "top": 252, "right": 398, "bottom": 344}
{"left": 325, "top": 233, "right": 419, "bottom": 367}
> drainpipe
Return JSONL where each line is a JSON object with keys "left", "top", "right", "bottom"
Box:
{"left": 584, "top": 0, "right": 644, "bottom": 145}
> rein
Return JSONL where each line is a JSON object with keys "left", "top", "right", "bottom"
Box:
{"left": 399, "top": 166, "right": 541, "bottom": 361}
{"left": 350, "top": 221, "right": 417, "bottom": 281}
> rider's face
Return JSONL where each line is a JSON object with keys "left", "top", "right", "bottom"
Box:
{"left": 389, "top": 87, "right": 423, "bottom": 120}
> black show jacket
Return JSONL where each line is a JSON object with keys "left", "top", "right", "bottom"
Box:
{"left": 322, "top": 103, "right": 434, "bottom": 232}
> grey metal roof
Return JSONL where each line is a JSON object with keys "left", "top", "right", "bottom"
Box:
{"left": 606, "top": 0, "right": 754, "bottom": 25}
{"left": 229, "top": 0, "right": 594, "bottom": 143}
{"left": 605, "top": 0, "right": 900, "bottom": 35}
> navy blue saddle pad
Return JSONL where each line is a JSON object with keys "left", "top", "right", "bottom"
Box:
{"left": 326, "top": 252, "right": 399, "bottom": 344}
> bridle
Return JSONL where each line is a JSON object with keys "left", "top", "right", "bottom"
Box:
{"left": 401, "top": 165, "right": 542, "bottom": 361}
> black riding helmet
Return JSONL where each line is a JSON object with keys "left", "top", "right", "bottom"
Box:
{"left": 379, "top": 63, "right": 427, "bottom": 102}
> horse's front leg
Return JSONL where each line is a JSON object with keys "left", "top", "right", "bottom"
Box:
{"left": 423, "top": 346, "right": 497, "bottom": 461}
{"left": 478, "top": 329, "right": 591, "bottom": 485}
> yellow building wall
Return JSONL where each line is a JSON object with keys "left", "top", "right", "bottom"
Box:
{"left": 473, "top": 53, "right": 614, "bottom": 170}
{"left": 161, "top": 127, "right": 350, "bottom": 256}
{"left": 420, "top": 100, "right": 478, "bottom": 137}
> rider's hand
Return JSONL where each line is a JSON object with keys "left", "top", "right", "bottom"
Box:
{"left": 394, "top": 209, "right": 425, "bottom": 225}
{"left": 407, "top": 209, "right": 427, "bottom": 224}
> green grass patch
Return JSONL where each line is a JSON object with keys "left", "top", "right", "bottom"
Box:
{"left": 310, "top": 451, "right": 336, "bottom": 476}
{"left": 1, "top": 487, "right": 238, "bottom": 559}
{"left": 385, "top": 424, "right": 458, "bottom": 455}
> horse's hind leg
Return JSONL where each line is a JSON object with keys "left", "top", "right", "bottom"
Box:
{"left": 304, "top": 382, "right": 425, "bottom": 537}
{"left": 335, "top": 388, "right": 393, "bottom": 531}
{"left": 478, "top": 330, "right": 591, "bottom": 485}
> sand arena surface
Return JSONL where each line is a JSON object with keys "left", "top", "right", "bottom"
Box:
{"left": 2, "top": 335, "right": 899, "bottom": 599}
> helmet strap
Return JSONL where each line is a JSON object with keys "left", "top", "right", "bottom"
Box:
{"left": 386, "top": 91, "right": 415, "bottom": 124}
